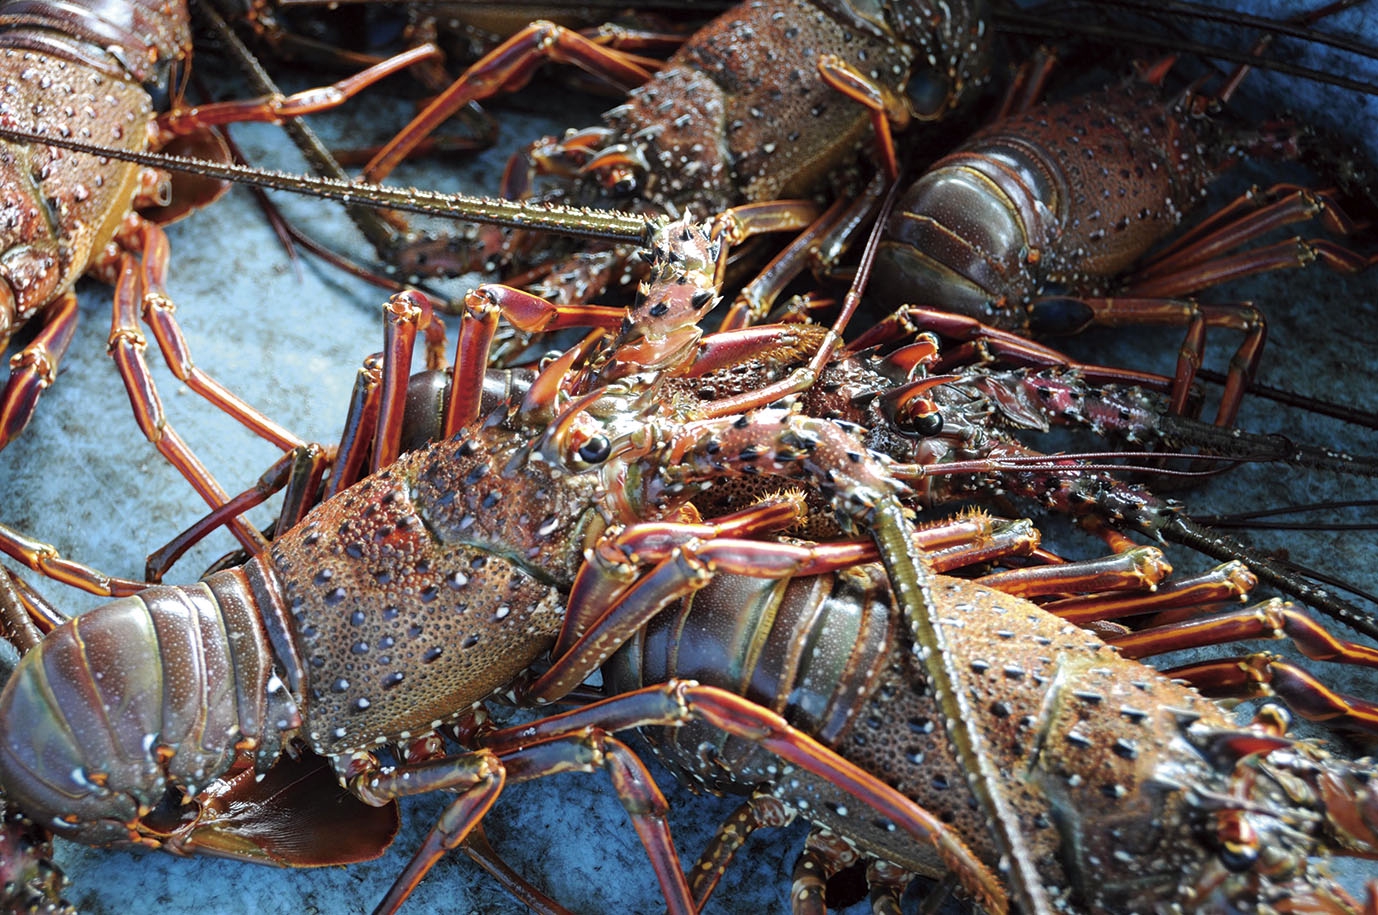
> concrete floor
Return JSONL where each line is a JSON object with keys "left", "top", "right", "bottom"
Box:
{"left": 0, "top": 2, "right": 1375, "bottom": 913}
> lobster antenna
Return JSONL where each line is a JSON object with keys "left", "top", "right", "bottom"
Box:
{"left": 0, "top": 124, "right": 657, "bottom": 246}
{"left": 192, "top": 0, "right": 405, "bottom": 257}
{"left": 1155, "top": 414, "right": 1378, "bottom": 476}
{"left": 1195, "top": 499, "right": 1378, "bottom": 529}
{"left": 1246, "top": 553, "right": 1378, "bottom": 607}
{"left": 1194, "top": 369, "right": 1378, "bottom": 429}
{"left": 900, "top": 452, "right": 1242, "bottom": 479}
{"left": 993, "top": 10, "right": 1378, "bottom": 95}
{"left": 1165, "top": 515, "right": 1378, "bottom": 642}
{"left": 1048, "top": 0, "right": 1376, "bottom": 59}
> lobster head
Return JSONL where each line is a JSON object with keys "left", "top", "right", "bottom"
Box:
{"left": 1175, "top": 727, "right": 1377, "bottom": 914}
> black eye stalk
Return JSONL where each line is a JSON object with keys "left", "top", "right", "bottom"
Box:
{"left": 577, "top": 435, "right": 613, "bottom": 466}
{"left": 911, "top": 410, "right": 944, "bottom": 437}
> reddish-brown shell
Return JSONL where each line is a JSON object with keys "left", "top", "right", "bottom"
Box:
{"left": 609, "top": 568, "right": 1293, "bottom": 911}
{"left": 604, "top": 0, "right": 937, "bottom": 217}
{"left": 874, "top": 80, "right": 1229, "bottom": 328}
{"left": 0, "top": 48, "right": 151, "bottom": 343}
{"left": 271, "top": 429, "right": 606, "bottom": 758}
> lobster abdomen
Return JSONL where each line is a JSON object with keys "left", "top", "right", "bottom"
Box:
{"left": 871, "top": 80, "right": 1227, "bottom": 329}
{"left": 0, "top": 565, "right": 289, "bottom": 846}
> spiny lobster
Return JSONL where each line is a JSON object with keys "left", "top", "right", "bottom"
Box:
{"left": 0, "top": 53, "right": 1372, "bottom": 909}
{"left": 861, "top": 1, "right": 1378, "bottom": 432}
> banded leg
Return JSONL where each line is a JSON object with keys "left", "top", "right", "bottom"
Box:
{"left": 1165, "top": 653, "right": 1378, "bottom": 736}
{"left": 690, "top": 792, "right": 922, "bottom": 915}
{"left": 689, "top": 793, "right": 799, "bottom": 910}
{"left": 1028, "top": 184, "right": 1373, "bottom": 427}
{"left": 480, "top": 682, "right": 1006, "bottom": 914}
{"left": 358, "top": 733, "right": 695, "bottom": 915}
{"left": 0, "top": 522, "right": 145, "bottom": 598}
{"left": 852, "top": 306, "right": 1178, "bottom": 393}
{"left": 364, "top": 21, "right": 669, "bottom": 183}
{"left": 1126, "top": 184, "right": 1372, "bottom": 294}
{"left": 792, "top": 828, "right": 871, "bottom": 915}
{"left": 361, "top": 680, "right": 1002, "bottom": 915}
{"left": 1106, "top": 598, "right": 1378, "bottom": 734}
{"left": 0, "top": 292, "right": 77, "bottom": 450}
{"left": 107, "top": 219, "right": 307, "bottom": 553}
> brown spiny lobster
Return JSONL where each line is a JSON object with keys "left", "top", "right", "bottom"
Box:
{"left": 343, "top": 0, "right": 994, "bottom": 301}
{"left": 602, "top": 562, "right": 1378, "bottom": 913}
{"left": 863, "top": 1, "right": 1378, "bottom": 432}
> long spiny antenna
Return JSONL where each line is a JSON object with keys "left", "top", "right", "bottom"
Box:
{"left": 993, "top": 3, "right": 1378, "bottom": 95}
{"left": 1166, "top": 515, "right": 1378, "bottom": 641}
{"left": 0, "top": 124, "right": 656, "bottom": 246}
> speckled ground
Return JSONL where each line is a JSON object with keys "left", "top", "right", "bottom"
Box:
{"left": 0, "top": 3, "right": 1375, "bottom": 913}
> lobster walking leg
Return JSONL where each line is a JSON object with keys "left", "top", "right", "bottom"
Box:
{"left": 0, "top": 293, "right": 77, "bottom": 449}
{"left": 109, "top": 219, "right": 306, "bottom": 552}
{"left": 362, "top": 731, "right": 702, "bottom": 915}
{"left": 363, "top": 20, "right": 664, "bottom": 183}
{"left": 0, "top": 521, "right": 146, "bottom": 597}
{"left": 482, "top": 682, "right": 1008, "bottom": 912}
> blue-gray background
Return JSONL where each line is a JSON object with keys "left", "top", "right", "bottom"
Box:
{"left": 0, "top": 1, "right": 1374, "bottom": 912}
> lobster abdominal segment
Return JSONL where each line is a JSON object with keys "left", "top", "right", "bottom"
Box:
{"left": 0, "top": 567, "right": 291, "bottom": 845}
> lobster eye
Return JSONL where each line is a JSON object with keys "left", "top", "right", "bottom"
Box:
{"left": 912, "top": 410, "right": 944, "bottom": 437}
{"left": 576, "top": 434, "right": 612, "bottom": 466}
{"left": 908, "top": 71, "right": 953, "bottom": 120}
{"left": 1217, "top": 842, "right": 1259, "bottom": 873}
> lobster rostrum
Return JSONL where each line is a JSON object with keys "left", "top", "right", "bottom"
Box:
{"left": 0, "top": 212, "right": 1032, "bottom": 915}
